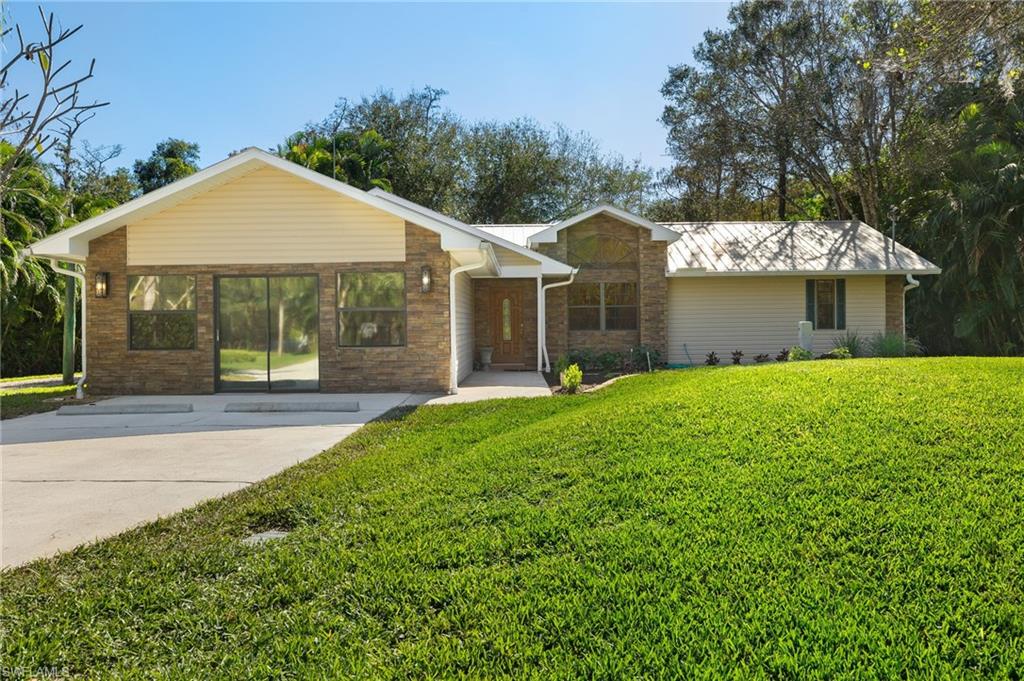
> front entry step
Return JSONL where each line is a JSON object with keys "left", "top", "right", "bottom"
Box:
{"left": 58, "top": 403, "right": 194, "bottom": 416}
{"left": 224, "top": 401, "right": 359, "bottom": 413}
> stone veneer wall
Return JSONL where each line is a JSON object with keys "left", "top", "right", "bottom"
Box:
{"left": 885, "top": 275, "right": 905, "bottom": 336}
{"left": 85, "top": 222, "right": 450, "bottom": 394}
{"left": 473, "top": 278, "right": 538, "bottom": 369}
{"left": 538, "top": 214, "right": 668, "bottom": 361}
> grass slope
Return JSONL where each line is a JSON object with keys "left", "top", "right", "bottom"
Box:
{"left": 2, "top": 358, "right": 1022, "bottom": 677}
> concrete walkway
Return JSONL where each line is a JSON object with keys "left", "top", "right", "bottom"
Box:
{"left": 1, "top": 372, "right": 550, "bottom": 567}
{"left": 426, "top": 370, "right": 551, "bottom": 404}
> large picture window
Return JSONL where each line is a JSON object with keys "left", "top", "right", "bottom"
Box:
{"left": 568, "top": 282, "right": 638, "bottom": 331}
{"left": 128, "top": 275, "right": 197, "bottom": 350}
{"left": 337, "top": 272, "right": 406, "bottom": 346}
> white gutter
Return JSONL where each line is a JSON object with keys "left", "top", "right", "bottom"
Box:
{"left": 540, "top": 268, "right": 578, "bottom": 373}
{"left": 902, "top": 273, "right": 920, "bottom": 338}
{"left": 47, "top": 257, "right": 87, "bottom": 399}
{"left": 448, "top": 247, "right": 490, "bottom": 393}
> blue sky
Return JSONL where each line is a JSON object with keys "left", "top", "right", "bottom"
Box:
{"left": 8, "top": 2, "right": 731, "bottom": 172}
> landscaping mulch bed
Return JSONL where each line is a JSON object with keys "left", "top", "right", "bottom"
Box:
{"left": 543, "top": 370, "right": 630, "bottom": 393}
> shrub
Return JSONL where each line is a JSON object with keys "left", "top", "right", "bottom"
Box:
{"left": 553, "top": 355, "right": 571, "bottom": 375}
{"left": 754, "top": 353, "right": 771, "bottom": 363}
{"left": 731, "top": 350, "right": 744, "bottom": 365}
{"left": 596, "top": 352, "right": 623, "bottom": 373}
{"left": 627, "top": 345, "right": 662, "bottom": 372}
{"left": 832, "top": 330, "right": 864, "bottom": 358}
{"left": 705, "top": 351, "right": 720, "bottom": 366}
{"left": 870, "top": 332, "right": 924, "bottom": 358}
{"left": 560, "top": 363, "right": 583, "bottom": 393}
{"left": 567, "top": 349, "right": 595, "bottom": 371}
{"left": 827, "top": 347, "right": 852, "bottom": 360}
{"left": 776, "top": 349, "right": 789, "bottom": 362}
{"left": 788, "top": 346, "right": 813, "bottom": 361}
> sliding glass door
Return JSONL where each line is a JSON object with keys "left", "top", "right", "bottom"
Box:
{"left": 216, "top": 275, "right": 319, "bottom": 392}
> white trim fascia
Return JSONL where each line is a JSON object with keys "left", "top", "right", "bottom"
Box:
{"left": 665, "top": 267, "right": 943, "bottom": 277}
{"left": 25, "top": 150, "right": 267, "bottom": 258}
{"left": 24, "top": 148, "right": 509, "bottom": 259}
{"left": 527, "top": 204, "right": 682, "bottom": 245}
{"left": 368, "top": 188, "right": 574, "bottom": 276}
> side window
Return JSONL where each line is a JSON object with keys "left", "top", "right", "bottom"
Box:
{"left": 337, "top": 273, "right": 406, "bottom": 346}
{"left": 568, "top": 282, "right": 638, "bottom": 331}
{"left": 128, "top": 275, "right": 197, "bottom": 350}
{"left": 806, "top": 278, "right": 846, "bottom": 330}
{"left": 568, "top": 283, "right": 601, "bottom": 330}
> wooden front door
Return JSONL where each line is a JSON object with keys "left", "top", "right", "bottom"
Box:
{"left": 491, "top": 287, "right": 524, "bottom": 365}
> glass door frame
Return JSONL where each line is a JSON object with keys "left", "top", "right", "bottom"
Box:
{"left": 213, "top": 274, "right": 321, "bottom": 393}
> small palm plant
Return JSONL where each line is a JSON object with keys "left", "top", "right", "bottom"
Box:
{"left": 832, "top": 330, "right": 864, "bottom": 358}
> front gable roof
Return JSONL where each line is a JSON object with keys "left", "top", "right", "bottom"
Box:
{"left": 23, "top": 148, "right": 570, "bottom": 275}
{"left": 526, "top": 205, "right": 682, "bottom": 246}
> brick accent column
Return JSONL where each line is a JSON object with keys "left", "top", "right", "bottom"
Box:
{"left": 638, "top": 234, "right": 668, "bottom": 359}
{"left": 885, "top": 275, "right": 905, "bottom": 336}
{"left": 539, "top": 233, "right": 569, "bottom": 361}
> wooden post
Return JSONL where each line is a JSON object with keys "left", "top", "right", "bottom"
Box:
{"left": 62, "top": 274, "right": 77, "bottom": 384}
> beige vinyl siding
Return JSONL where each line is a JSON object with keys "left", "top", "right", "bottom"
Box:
{"left": 454, "top": 268, "right": 475, "bottom": 383}
{"left": 126, "top": 166, "right": 405, "bottom": 265}
{"left": 493, "top": 246, "right": 540, "bottom": 268}
{"left": 666, "top": 275, "right": 886, "bottom": 364}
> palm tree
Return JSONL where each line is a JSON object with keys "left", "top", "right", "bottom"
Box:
{"left": 912, "top": 99, "right": 1024, "bottom": 354}
{"left": 278, "top": 129, "right": 392, "bottom": 192}
{"left": 1, "top": 142, "right": 72, "bottom": 376}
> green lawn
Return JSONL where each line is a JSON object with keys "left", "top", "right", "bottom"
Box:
{"left": 0, "top": 384, "right": 79, "bottom": 419}
{"left": 0, "top": 373, "right": 62, "bottom": 384}
{"left": 2, "top": 358, "right": 1022, "bottom": 677}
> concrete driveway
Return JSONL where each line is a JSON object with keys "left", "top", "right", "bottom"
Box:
{"left": 1, "top": 393, "right": 418, "bottom": 568}
{"left": 1, "top": 372, "right": 550, "bottom": 568}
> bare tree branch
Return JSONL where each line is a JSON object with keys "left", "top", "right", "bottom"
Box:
{"left": 0, "top": 6, "right": 107, "bottom": 192}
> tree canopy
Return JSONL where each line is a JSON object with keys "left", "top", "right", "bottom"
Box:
{"left": 133, "top": 138, "right": 200, "bottom": 194}
{"left": 659, "top": 0, "right": 1023, "bottom": 354}
{"left": 285, "top": 88, "right": 652, "bottom": 224}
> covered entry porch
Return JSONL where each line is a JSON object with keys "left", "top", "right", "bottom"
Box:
{"left": 452, "top": 269, "right": 573, "bottom": 390}
{"left": 472, "top": 278, "right": 541, "bottom": 371}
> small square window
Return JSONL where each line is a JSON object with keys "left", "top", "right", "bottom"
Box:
{"left": 128, "top": 275, "right": 197, "bottom": 350}
{"left": 337, "top": 273, "right": 406, "bottom": 346}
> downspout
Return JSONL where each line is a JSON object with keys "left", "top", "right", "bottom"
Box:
{"left": 540, "top": 268, "right": 578, "bottom": 373}
{"left": 48, "top": 258, "right": 87, "bottom": 399}
{"left": 448, "top": 247, "right": 489, "bottom": 393}
{"left": 535, "top": 276, "right": 543, "bottom": 372}
{"left": 902, "top": 273, "right": 920, "bottom": 339}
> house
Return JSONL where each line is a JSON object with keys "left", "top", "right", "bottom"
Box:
{"left": 24, "top": 148, "right": 940, "bottom": 395}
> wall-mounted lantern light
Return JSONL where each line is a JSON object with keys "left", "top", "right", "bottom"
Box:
{"left": 420, "top": 265, "right": 432, "bottom": 293}
{"left": 94, "top": 272, "right": 110, "bottom": 298}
